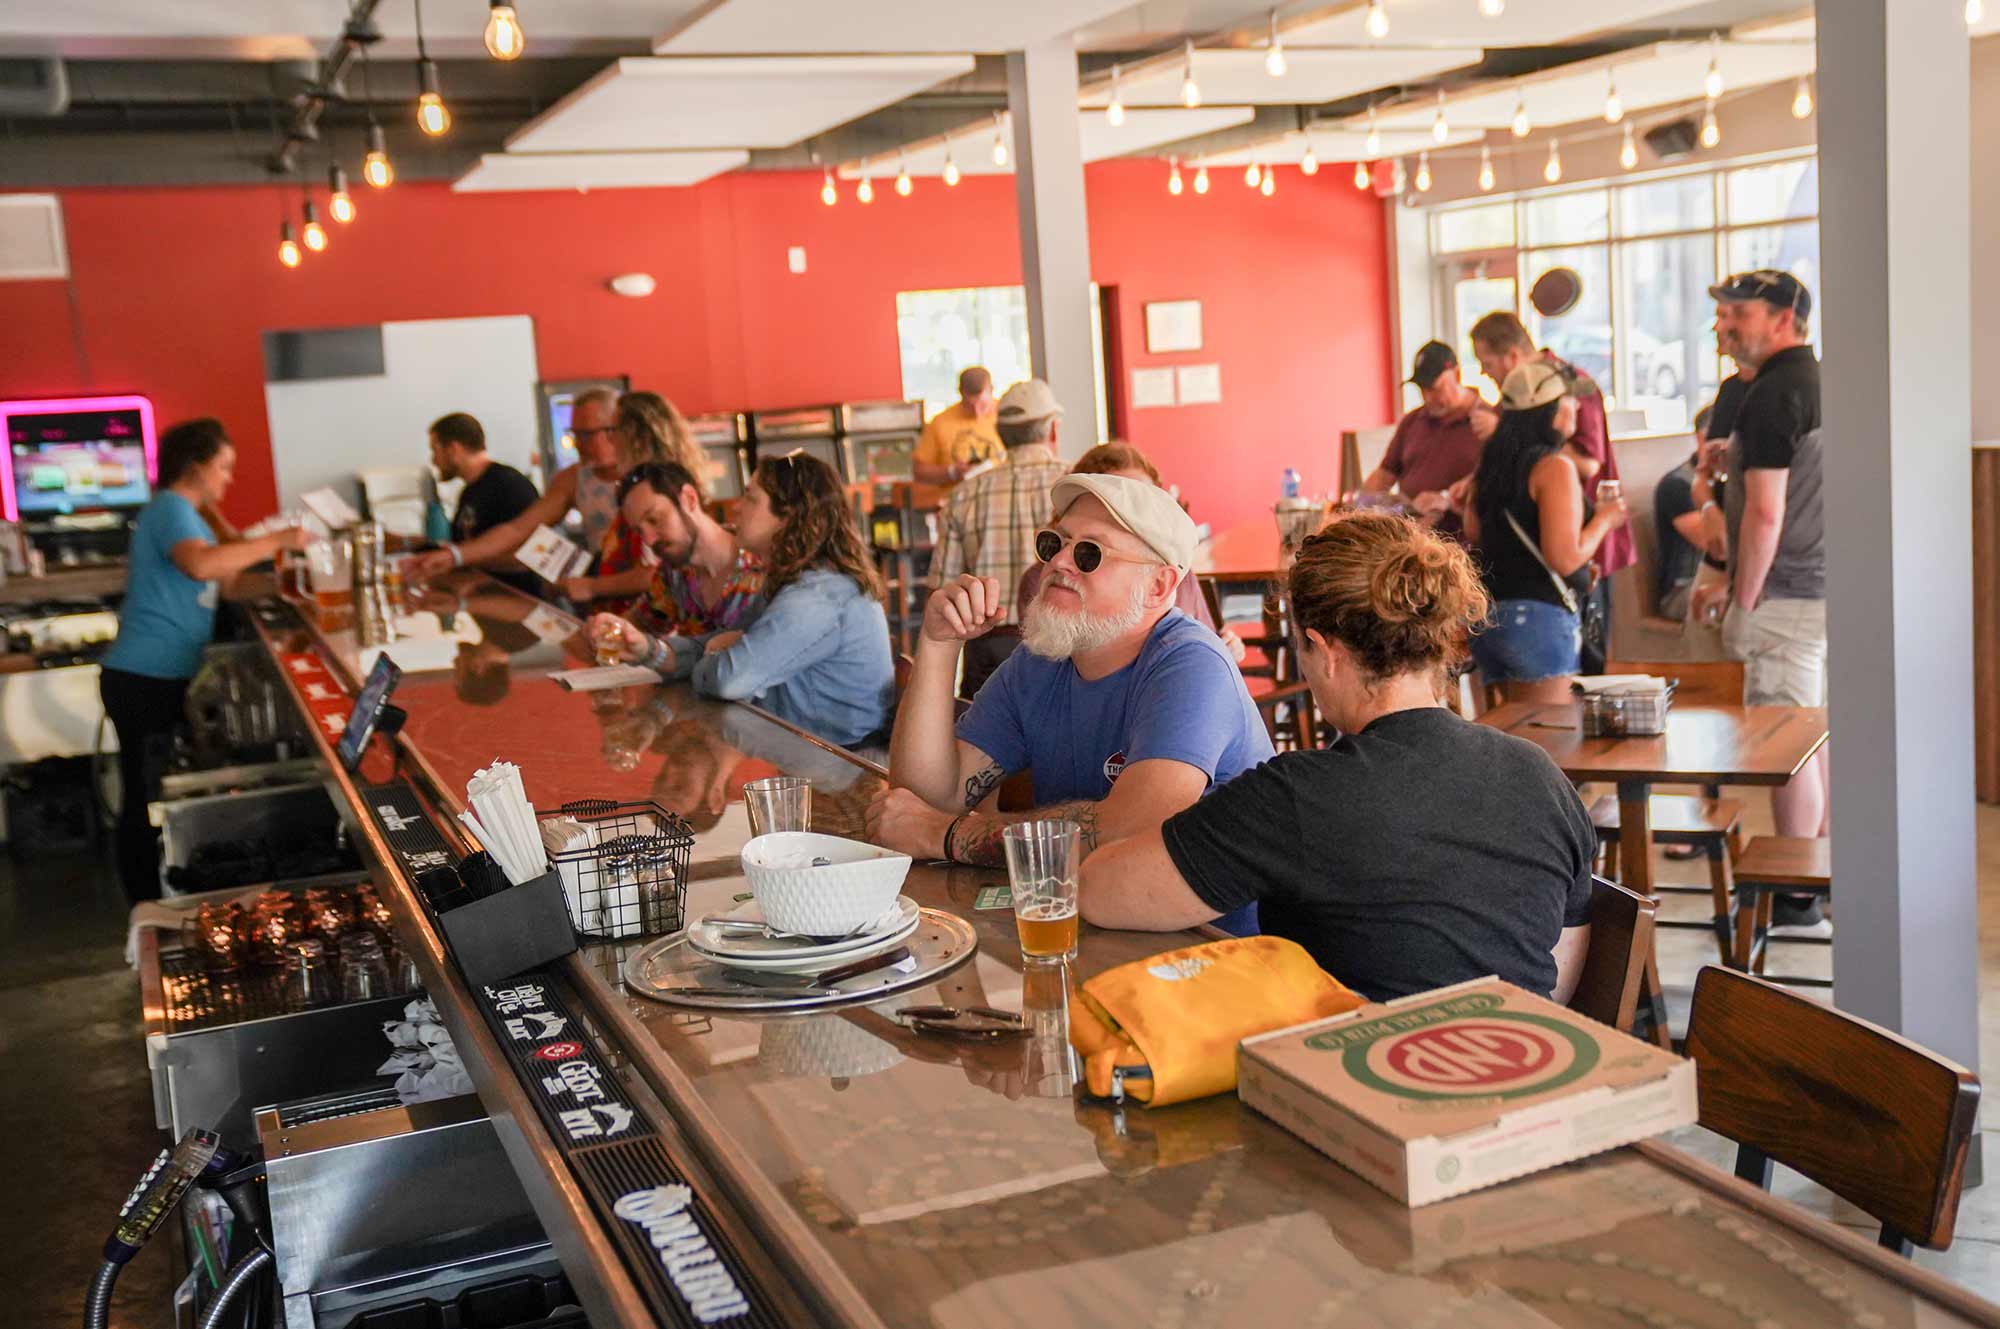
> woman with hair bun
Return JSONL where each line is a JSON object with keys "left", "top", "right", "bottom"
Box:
{"left": 1079, "top": 509, "right": 1597, "bottom": 1002}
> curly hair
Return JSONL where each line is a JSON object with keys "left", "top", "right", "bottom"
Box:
{"left": 1288, "top": 509, "right": 1489, "bottom": 688}
{"left": 617, "top": 391, "right": 706, "bottom": 498}
{"left": 753, "top": 451, "right": 885, "bottom": 603}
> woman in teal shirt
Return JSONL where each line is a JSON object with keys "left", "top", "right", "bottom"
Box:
{"left": 101, "top": 418, "right": 309, "bottom": 901}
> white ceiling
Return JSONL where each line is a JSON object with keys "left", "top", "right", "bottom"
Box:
{"left": 1194, "top": 125, "right": 1482, "bottom": 167}
{"left": 0, "top": 0, "right": 703, "bottom": 58}
{"left": 504, "top": 54, "right": 976, "bottom": 154}
{"left": 452, "top": 150, "right": 750, "bottom": 193}
{"left": 1283, "top": 0, "right": 1703, "bottom": 49}
{"left": 838, "top": 105, "right": 1253, "bottom": 177}
{"left": 1079, "top": 46, "right": 1483, "bottom": 109}
{"left": 1354, "top": 36, "right": 1815, "bottom": 135}
{"left": 656, "top": 0, "right": 1143, "bottom": 55}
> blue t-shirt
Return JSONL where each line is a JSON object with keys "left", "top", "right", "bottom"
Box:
{"left": 103, "top": 493, "right": 219, "bottom": 680}
{"left": 957, "top": 609, "right": 1275, "bottom": 933}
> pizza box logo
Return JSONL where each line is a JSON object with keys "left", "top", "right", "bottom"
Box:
{"left": 1304, "top": 993, "right": 1600, "bottom": 1102}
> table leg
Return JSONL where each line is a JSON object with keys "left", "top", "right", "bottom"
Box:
{"left": 1617, "top": 778, "right": 1673, "bottom": 1049}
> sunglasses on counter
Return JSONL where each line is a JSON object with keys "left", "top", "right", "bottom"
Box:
{"left": 1033, "top": 528, "right": 1159, "bottom": 575}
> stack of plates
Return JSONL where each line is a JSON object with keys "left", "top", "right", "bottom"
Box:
{"left": 688, "top": 897, "right": 920, "bottom": 975}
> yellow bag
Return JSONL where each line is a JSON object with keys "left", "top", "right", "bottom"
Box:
{"left": 1068, "top": 936, "right": 1364, "bottom": 1107}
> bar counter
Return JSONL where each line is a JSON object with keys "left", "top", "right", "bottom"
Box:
{"left": 255, "top": 572, "right": 2000, "bottom": 1329}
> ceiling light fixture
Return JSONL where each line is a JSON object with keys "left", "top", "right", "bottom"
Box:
{"left": 1620, "top": 121, "right": 1638, "bottom": 170}
{"left": 1245, "top": 161, "right": 1262, "bottom": 187}
{"left": 1107, "top": 64, "right": 1126, "bottom": 126}
{"left": 414, "top": 0, "right": 449, "bottom": 137}
{"left": 1477, "top": 145, "right": 1494, "bottom": 192}
{"left": 1261, "top": 166, "right": 1276, "bottom": 196}
{"left": 857, "top": 174, "right": 874, "bottom": 203}
{"left": 895, "top": 155, "right": 913, "bottom": 196}
{"left": 1169, "top": 157, "right": 1184, "bottom": 195}
{"left": 1414, "top": 151, "right": 1432, "bottom": 192}
{"left": 302, "top": 199, "right": 328, "bottom": 252}
{"left": 1479, "top": 0, "right": 1504, "bottom": 15}
{"left": 1700, "top": 98, "right": 1721, "bottom": 148}
{"left": 483, "top": 0, "right": 524, "bottom": 60}
{"left": 1971, "top": 0, "right": 1986, "bottom": 25}
{"left": 1543, "top": 137, "right": 1562, "bottom": 184}
{"left": 1194, "top": 164, "right": 1211, "bottom": 194}
{"left": 1704, "top": 34, "right": 1724, "bottom": 100}
{"left": 1266, "top": 10, "right": 1287, "bottom": 77}
{"left": 278, "top": 219, "right": 300, "bottom": 268}
{"left": 1364, "top": 104, "right": 1381, "bottom": 157}
{"left": 1354, "top": 159, "right": 1372, "bottom": 190}
{"left": 1365, "top": 0, "right": 1389, "bottom": 40}
{"left": 1181, "top": 41, "right": 1201, "bottom": 108}
{"left": 991, "top": 114, "right": 1008, "bottom": 167}
{"left": 360, "top": 49, "right": 393, "bottom": 188}
{"left": 1791, "top": 76, "right": 1814, "bottom": 119}
{"left": 1603, "top": 69, "right": 1622, "bottom": 123}
{"left": 1390, "top": 157, "right": 1407, "bottom": 194}
{"left": 1511, "top": 91, "right": 1531, "bottom": 138}
{"left": 328, "top": 163, "right": 355, "bottom": 223}
{"left": 820, "top": 167, "right": 837, "bottom": 206}
{"left": 943, "top": 142, "right": 961, "bottom": 187}
{"left": 1432, "top": 90, "right": 1450, "bottom": 143}
{"left": 1300, "top": 141, "right": 1319, "bottom": 175}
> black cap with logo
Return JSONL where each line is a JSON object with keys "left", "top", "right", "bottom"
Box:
{"left": 1407, "top": 340, "right": 1459, "bottom": 389}
{"left": 1708, "top": 269, "right": 1812, "bottom": 324}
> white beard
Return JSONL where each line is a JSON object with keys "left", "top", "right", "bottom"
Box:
{"left": 1021, "top": 575, "right": 1150, "bottom": 659}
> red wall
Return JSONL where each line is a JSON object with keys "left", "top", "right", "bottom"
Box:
{"left": 0, "top": 161, "right": 1392, "bottom": 533}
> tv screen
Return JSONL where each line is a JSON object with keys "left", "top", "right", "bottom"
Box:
{"left": 0, "top": 395, "right": 157, "bottom": 521}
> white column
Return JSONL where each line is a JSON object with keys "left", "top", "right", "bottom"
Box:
{"left": 1818, "top": 3, "right": 1980, "bottom": 1085}
{"left": 1006, "top": 38, "right": 1101, "bottom": 455}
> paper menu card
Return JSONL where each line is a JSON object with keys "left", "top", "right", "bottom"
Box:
{"left": 551, "top": 665, "right": 663, "bottom": 692}
{"left": 515, "top": 525, "right": 592, "bottom": 585}
{"left": 299, "top": 487, "right": 363, "bottom": 530}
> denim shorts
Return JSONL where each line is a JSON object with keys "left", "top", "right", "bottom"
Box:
{"left": 1472, "top": 598, "right": 1581, "bottom": 683}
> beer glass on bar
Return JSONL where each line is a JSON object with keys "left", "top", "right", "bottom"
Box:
{"left": 1003, "top": 820, "right": 1081, "bottom": 963}
{"left": 743, "top": 777, "right": 812, "bottom": 835}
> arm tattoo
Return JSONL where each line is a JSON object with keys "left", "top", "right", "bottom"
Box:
{"left": 962, "top": 763, "right": 1005, "bottom": 809}
{"left": 948, "top": 800, "right": 1100, "bottom": 868}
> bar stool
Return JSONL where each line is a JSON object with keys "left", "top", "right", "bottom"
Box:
{"left": 1730, "top": 835, "right": 1832, "bottom": 986}
{"left": 1589, "top": 794, "right": 1744, "bottom": 964}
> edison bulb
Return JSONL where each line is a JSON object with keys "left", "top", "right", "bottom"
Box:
{"left": 1181, "top": 69, "right": 1200, "bottom": 108}
{"left": 992, "top": 133, "right": 1008, "bottom": 168}
{"left": 1791, "top": 77, "right": 1813, "bottom": 119}
{"left": 1168, "top": 163, "right": 1184, "bottom": 196}
{"left": 363, "top": 124, "right": 393, "bottom": 188}
{"left": 820, "top": 172, "right": 837, "bottom": 206}
{"left": 1701, "top": 103, "right": 1721, "bottom": 149}
{"left": 302, "top": 209, "right": 328, "bottom": 253}
{"left": 1543, "top": 140, "right": 1562, "bottom": 185}
{"left": 1512, "top": 95, "right": 1531, "bottom": 138}
{"left": 1619, "top": 123, "right": 1638, "bottom": 170}
{"left": 1479, "top": 0, "right": 1503, "bottom": 14}
{"left": 1194, "top": 165, "right": 1210, "bottom": 194}
{"left": 1364, "top": 0, "right": 1389, "bottom": 39}
{"left": 857, "top": 176, "right": 875, "bottom": 203}
{"left": 279, "top": 224, "right": 301, "bottom": 268}
{"left": 1245, "top": 162, "right": 1262, "bottom": 187}
{"left": 1704, "top": 57, "right": 1723, "bottom": 101}
{"left": 894, "top": 164, "right": 913, "bottom": 197}
{"left": 1477, "top": 148, "right": 1495, "bottom": 192}
{"left": 483, "top": 3, "right": 524, "bottom": 60}
{"left": 1971, "top": 0, "right": 1986, "bottom": 24}
{"left": 943, "top": 156, "right": 961, "bottom": 187}
{"left": 1364, "top": 118, "right": 1381, "bottom": 158}
{"left": 1604, "top": 75, "right": 1622, "bottom": 124}
{"left": 1107, "top": 65, "right": 1126, "bottom": 125}
{"left": 1414, "top": 153, "right": 1432, "bottom": 192}
{"left": 329, "top": 188, "right": 355, "bottom": 225}
{"left": 1300, "top": 145, "right": 1319, "bottom": 176}
{"left": 1354, "top": 159, "right": 1371, "bottom": 190}
{"left": 1266, "top": 43, "right": 1286, "bottom": 78}
{"left": 418, "top": 91, "right": 449, "bottom": 136}
{"left": 1390, "top": 158, "right": 1406, "bottom": 194}
{"left": 1260, "top": 168, "right": 1275, "bottom": 197}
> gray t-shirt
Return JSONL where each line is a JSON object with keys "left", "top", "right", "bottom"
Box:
{"left": 1161, "top": 707, "right": 1595, "bottom": 1000}
{"left": 1725, "top": 345, "right": 1824, "bottom": 601}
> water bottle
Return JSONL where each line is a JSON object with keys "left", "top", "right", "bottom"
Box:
{"left": 1281, "top": 468, "right": 1301, "bottom": 500}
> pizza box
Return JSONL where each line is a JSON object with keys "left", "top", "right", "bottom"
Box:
{"left": 1238, "top": 976, "right": 1696, "bottom": 1208}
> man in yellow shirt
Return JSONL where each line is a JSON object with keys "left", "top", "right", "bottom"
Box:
{"left": 913, "top": 367, "right": 1004, "bottom": 484}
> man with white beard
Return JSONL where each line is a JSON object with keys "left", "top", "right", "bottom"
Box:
{"left": 866, "top": 474, "right": 1272, "bottom": 933}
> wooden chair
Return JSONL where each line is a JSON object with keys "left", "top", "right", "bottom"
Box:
{"left": 1729, "top": 835, "right": 1832, "bottom": 985}
{"left": 1590, "top": 793, "right": 1743, "bottom": 964}
{"left": 1684, "top": 966, "right": 1980, "bottom": 1255}
{"left": 1566, "top": 876, "right": 1657, "bottom": 1035}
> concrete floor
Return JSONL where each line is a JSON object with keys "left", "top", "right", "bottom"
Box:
{"left": 10, "top": 803, "right": 2000, "bottom": 1325}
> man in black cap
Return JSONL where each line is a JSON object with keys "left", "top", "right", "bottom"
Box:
{"left": 1692, "top": 268, "right": 1829, "bottom": 933}
{"left": 1360, "top": 340, "right": 1489, "bottom": 539}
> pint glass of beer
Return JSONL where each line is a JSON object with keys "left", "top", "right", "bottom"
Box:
{"left": 1002, "top": 820, "right": 1081, "bottom": 963}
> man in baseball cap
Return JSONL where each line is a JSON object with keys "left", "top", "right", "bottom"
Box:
{"left": 1360, "top": 339, "right": 1489, "bottom": 539}
{"left": 1708, "top": 268, "right": 1812, "bottom": 328}
{"left": 868, "top": 474, "right": 1273, "bottom": 935}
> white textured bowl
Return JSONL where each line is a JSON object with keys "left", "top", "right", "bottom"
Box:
{"left": 740, "top": 832, "right": 912, "bottom": 935}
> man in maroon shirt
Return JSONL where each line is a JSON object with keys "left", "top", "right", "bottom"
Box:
{"left": 1361, "top": 340, "right": 1486, "bottom": 540}
{"left": 1468, "top": 311, "right": 1635, "bottom": 580}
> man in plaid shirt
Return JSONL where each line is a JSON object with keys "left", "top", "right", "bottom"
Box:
{"left": 931, "top": 379, "right": 1071, "bottom": 699}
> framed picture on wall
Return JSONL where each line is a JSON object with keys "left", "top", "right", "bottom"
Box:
{"left": 1143, "top": 300, "right": 1203, "bottom": 354}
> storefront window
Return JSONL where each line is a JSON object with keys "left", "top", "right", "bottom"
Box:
{"left": 1436, "top": 201, "right": 1516, "bottom": 253}
{"left": 1618, "top": 175, "right": 1715, "bottom": 238}
{"left": 1524, "top": 246, "right": 1614, "bottom": 398}
{"left": 1619, "top": 235, "right": 1719, "bottom": 430}
{"left": 1727, "top": 158, "right": 1818, "bottom": 225}
{"left": 897, "top": 287, "right": 1033, "bottom": 414}
{"left": 1524, "top": 189, "right": 1610, "bottom": 247}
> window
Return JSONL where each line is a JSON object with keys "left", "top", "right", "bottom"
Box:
{"left": 1421, "top": 151, "right": 1819, "bottom": 434}
{"left": 896, "top": 287, "right": 1032, "bottom": 415}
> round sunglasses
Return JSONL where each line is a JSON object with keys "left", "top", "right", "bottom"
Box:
{"left": 1033, "top": 527, "right": 1159, "bottom": 575}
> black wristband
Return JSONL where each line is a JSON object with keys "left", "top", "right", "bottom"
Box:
{"left": 943, "top": 813, "right": 970, "bottom": 864}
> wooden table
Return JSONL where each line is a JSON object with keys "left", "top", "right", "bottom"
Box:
{"left": 1481, "top": 700, "right": 1831, "bottom": 1044}
{"left": 1193, "top": 518, "right": 1285, "bottom": 583}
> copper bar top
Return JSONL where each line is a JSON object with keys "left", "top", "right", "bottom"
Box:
{"left": 275, "top": 574, "right": 1998, "bottom": 1329}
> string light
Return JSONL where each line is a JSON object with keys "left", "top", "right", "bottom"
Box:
{"left": 1478, "top": 0, "right": 1504, "bottom": 14}
{"left": 895, "top": 155, "right": 913, "bottom": 196}
{"left": 1106, "top": 64, "right": 1126, "bottom": 126}
{"left": 1261, "top": 166, "right": 1276, "bottom": 196}
{"left": 302, "top": 200, "right": 328, "bottom": 252}
{"left": 360, "top": 50, "right": 393, "bottom": 188}
{"left": 1700, "top": 98, "right": 1721, "bottom": 148}
{"left": 1364, "top": 104, "right": 1381, "bottom": 157}
{"left": 1390, "top": 157, "right": 1407, "bottom": 194}
{"left": 483, "top": 1, "right": 524, "bottom": 60}
{"left": 1603, "top": 68, "right": 1622, "bottom": 123}
{"left": 1432, "top": 90, "right": 1450, "bottom": 143}
{"left": 1704, "top": 35, "right": 1724, "bottom": 100}
{"left": 857, "top": 174, "right": 875, "bottom": 203}
{"left": 1265, "top": 10, "right": 1287, "bottom": 78}
{"left": 1181, "top": 41, "right": 1201, "bottom": 108}
{"left": 820, "top": 167, "right": 837, "bottom": 206}
{"left": 1543, "top": 137, "right": 1562, "bottom": 184}
{"left": 1971, "top": 0, "right": 1986, "bottom": 25}
{"left": 1791, "top": 76, "right": 1814, "bottom": 119}
{"left": 414, "top": 0, "right": 448, "bottom": 136}
{"left": 1194, "top": 164, "right": 1210, "bottom": 194}
{"left": 1364, "top": 0, "right": 1389, "bottom": 40}
{"left": 942, "top": 141, "right": 960, "bottom": 187}
{"left": 1300, "top": 141, "right": 1319, "bottom": 175}
{"left": 1620, "top": 121, "right": 1638, "bottom": 170}
{"left": 1354, "top": 159, "right": 1372, "bottom": 190}
{"left": 1245, "top": 161, "right": 1262, "bottom": 187}
{"left": 1477, "top": 145, "right": 1494, "bottom": 192}
{"left": 1168, "top": 157, "right": 1184, "bottom": 195}
{"left": 328, "top": 164, "right": 355, "bottom": 223}
{"left": 279, "top": 221, "right": 301, "bottom": 269}
{"left": 1414, "top": 151, "right": 1432, "bottom": 192}
{"left": 1511, "top": 91, "right": 1531, "bottom": 138}
{"left": 991, "top": 114, "right": 1008, "bottom": 167}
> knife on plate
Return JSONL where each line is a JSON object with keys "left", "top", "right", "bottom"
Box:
{"left": 679, "top": 946, "right": 913, "bottom": 998}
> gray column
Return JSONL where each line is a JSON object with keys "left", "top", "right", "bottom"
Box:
{"left": 1006, "top": 39, "right": 1101, "bottom": 455}
{"left": 1819, "top": 3, "right": 1980, "bottom": 1082}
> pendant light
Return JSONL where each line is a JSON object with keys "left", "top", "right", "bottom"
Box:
{"left": 415, "top": 0, "right": 450, "bottom": 137}
{"left": 894, "top": 155, "right": 913, "bottom": 196}
{"left": 1181, "top": 40, "right": 1200, "bottom": 108}
{"left": 1619, "top": 121, "right": 1638, "bottom": 170}
{"left": 991, "top": 113, "right": 1008, "bottom": 167}
{"left": 1353, "top": 159, "right": 1371, "bottom": 190}
{"left": 279, "top": 221, "right": 301, "bottom": 269}
{"left": 1364, "top": 104, "right": 1381, "bottom": 157}
{"left": 1245, "top": 161, "right": 1262, "bottom": 188}
{"left": 857, "top": 174, "right": 875, "bottom": 204}
{"left": 1364, "top": 0, "right": 1389, "bottom": 40}
{"left": 1265, "top": 10, "right": 1287, "bottom": 78}
{"left": 1704, "top": 34, "right": 1724, "bottom": 100}
{"left": 1543, "top": 137, "right": 1562, "bottom": 184}
{"left": 819, "top": 167, "right": 837, "bottom": 206}
{"left": 1168, "top": 157, "right": 1184, "bottom": 196}
{"left": 483, "top": 0, "right": 524, "bottom": 60}
{"left": 1603, "top": 68, "right": 1623, "bottom": 123}
{"left": 1300, "top": 141, "right": 1319, "bottom": 175}
{"left": 1511, "top": 91, "right": 1531, "bottom": 138}
{"left": 1479, "top": 0, "right": 1504, "bottom": 14}
{"left": 302, "top": 200, "right": 328, "bottom": 252}
{"left": 1791, "top": 77, "right": 1814, "bottom": 119}
{"left": 1432, "top": 90, "right": 1450, "bottom": 143}
{"left": 360, "top": 49, "right": 394, "bottom": 188}
{"left": 942, "top": 141, "right": 961, "bottom": 187}
{"left": 1414, "top": 152, "right": 1432, "bottom": 192}
{"left": 1106, "top": 64, "right": 1126, "bottom": 126}
{"left": 1260, "top": 166, "right": 1276, "bottom": 196}
{"left": 1477, "top": 145, "right": 1495, "bottom": 192}
{"left": 1390, "top": 157, "right": 1407, "bottom": 194}
{"left": 1700, "top": 98, "right": 1722, "bottom": 149}
{"left": 328, "top": 162, "right": 356, "bottom": 223}
{"left": 1194, "top": 164, "right": 1210, "bottom": 194}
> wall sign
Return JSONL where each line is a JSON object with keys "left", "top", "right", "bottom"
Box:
{"left": 1144, "top": 300, "right": 1203, "bottom": 353}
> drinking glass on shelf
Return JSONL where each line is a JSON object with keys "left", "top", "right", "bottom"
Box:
{"left": 743, "top": 777, "right": 812, "bottom": 835}
{"left": 283, "top": 939, "right": 337, "bottom": 1011}
{"left": 338, "top": 933, "right": 392, "bottom": 1002}
{"left": 1002, "top": 820, "right": 1081, "bottom": 963}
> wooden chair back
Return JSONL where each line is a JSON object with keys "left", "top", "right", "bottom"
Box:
{"left": 1567, "top": 875, "right": 1656, "bottom": 1034}
{"left": 1684, "top": 966, "right": 1981, "bottom": 1254}
{"left": 1604, "top": 659, "right": 1746, "bottom": 707}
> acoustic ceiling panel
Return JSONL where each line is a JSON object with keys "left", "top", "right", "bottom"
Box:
{"left": 1356, "top": 38, "right": 1816, "bottom": 135}
{"left": 657, "top": 0, "right": 1139, "bottom": 54}
{"left": 1079, "top": 46, "right": 1483, "bottom": 109}
{"left": 1194, "top": 126, "right": 1482, "bottom": 168}
{"left": 839, "top": 106, "right": 1254, "bottom": 178}
{"left": 452, "top": 150, "right": 750, "bottom": 193}
{"left": 505, "top": 55, "right": 976, "bottom": 153}
{"left": 1284, "top": 0, "right": 1701, "bottom": 50}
